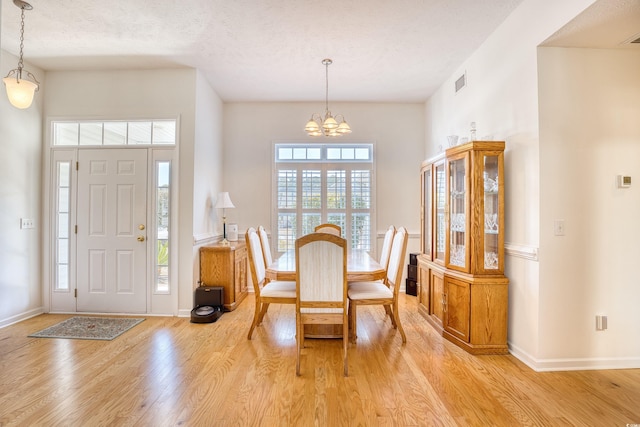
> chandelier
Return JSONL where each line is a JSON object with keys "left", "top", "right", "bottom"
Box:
{"left": 3, "top": 0, "right": 40, "bottom": 109}
{"left": 304, "top": 59, "right": 351, "bottom": 137}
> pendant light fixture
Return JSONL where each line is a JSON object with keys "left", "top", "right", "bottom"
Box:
{"left": 3, "top": 0, "right": 40, "bottom": 109}
{"left": 304, "top": 59, "right": 351, "bottom": 137}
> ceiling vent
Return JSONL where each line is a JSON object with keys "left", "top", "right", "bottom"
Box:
{"left": 624, "top": 32, "right": 640, "bottom": 44}
{"left": 455, "top": 73, "right": 466, "bottom": 93}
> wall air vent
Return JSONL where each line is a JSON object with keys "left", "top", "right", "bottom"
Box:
{"left": 455, "top": 73, "right": 466, "bottom": 93}
{"left": 624, "top": 32, "right": 640, "bottom": 44}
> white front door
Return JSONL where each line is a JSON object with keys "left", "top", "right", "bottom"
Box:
{"left": 76, "top": 149, "right": 148, "bottom": 313}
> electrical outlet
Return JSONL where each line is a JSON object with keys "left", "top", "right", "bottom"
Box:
{"left": 553, "top": 219, "right": 565, "bottom": 236}
{"left": 20, "top": 218, "right": 34, "bottom": 229}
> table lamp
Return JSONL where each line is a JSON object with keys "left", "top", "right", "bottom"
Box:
{"left": 215, "top": 192, "right": 235, "bottom": 245}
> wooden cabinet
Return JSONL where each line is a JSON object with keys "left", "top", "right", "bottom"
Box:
{"left": 418, "top": 141, "right": 508, "bottom": 354}
{"left": 199, "top": 242, "right": 248, "bottom": 311}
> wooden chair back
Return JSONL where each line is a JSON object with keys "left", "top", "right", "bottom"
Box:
{"left": 295, "top": 232, "right": 348, "bottom": 376}
{"left": 386, "top": 227, "right": 408, "bottom": 293}
{"left": 246, "top": 227, "right": 266, "bottom": 292}
{"left": 379, "top": 225, "right": 396, "bottom": 272}
{"left": 257, "top": 225, "right": 273, "bottom": 268}
{"left": 313, "top": 223, "right": 341, "bottom": 236}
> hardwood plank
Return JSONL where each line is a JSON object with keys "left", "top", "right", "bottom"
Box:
{"left": 1, "top": 294, "right": 639, "bottom": 426}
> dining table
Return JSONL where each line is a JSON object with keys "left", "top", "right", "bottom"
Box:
{"left": 265, "top": 248, "right": 385, "bottom": 338}
{"left": 265, "top": 248, "right": 386, "bottom": 282}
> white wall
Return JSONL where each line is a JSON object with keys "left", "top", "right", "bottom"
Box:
{"left": 43, "top": 68, "right": 200, "bottom": 316}
{"left": 0, "top": 49, "right": 44, "bottom": 326}
{"left": 191, "top": 71, "right": 225, "bottom": 312}
{"left": 425, "top": 0, "right": 603, "bottom": 369}
{"left": 223, "top": 102, "right": 425, "bottom": 267}
{"left": 538, "top": 47, "right": 640, "bottom": 368}
{"left": 193, "top": 71, "right": 224, "bottom": 240}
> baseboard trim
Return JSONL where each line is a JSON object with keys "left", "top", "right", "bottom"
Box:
{"left": 509, "top": 343, "right": 640, "bottom": 371}
{"left": 178, "top": 309, "right": 192, "bottom": 318}
{"left": 0, "top": 307, "right": 45, "bottom": 329}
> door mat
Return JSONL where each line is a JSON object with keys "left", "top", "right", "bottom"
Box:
{"left": 29, "top": 317, "right": 145, "bottom": 341}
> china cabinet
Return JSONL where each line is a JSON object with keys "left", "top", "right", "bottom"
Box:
{"left": 418, "top": 141, "right": 508, "bottom": 354}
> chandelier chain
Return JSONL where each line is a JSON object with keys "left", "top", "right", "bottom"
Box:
{"left": 325, "top": 61, "right": 329, "bottom": 114}
{"left": 18, "top": 6, "right": 26, "bottom": 71}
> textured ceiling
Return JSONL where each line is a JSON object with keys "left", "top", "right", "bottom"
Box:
{"left": 1, "top": 0, "right": 637, "bottom": 103}
{"left": 0, "top": 0, "right": 525, "bottom": 102}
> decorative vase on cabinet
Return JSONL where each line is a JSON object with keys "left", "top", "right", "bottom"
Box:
{"left": 418, "top": 141, "right": 508, "bottom": 354}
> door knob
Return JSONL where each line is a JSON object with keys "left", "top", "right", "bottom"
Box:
{"left": 138, "top": 224, "right": 145, "bottom": 230}
{"left": 137, "top": 236, "right": 145, "bottom": 242}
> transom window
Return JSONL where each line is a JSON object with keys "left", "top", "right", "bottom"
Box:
{"left": 52, "top": 120, "right": 176, "bottom": 146}
{"left": 273, "top": 143, "right": 375, "bottom": 254}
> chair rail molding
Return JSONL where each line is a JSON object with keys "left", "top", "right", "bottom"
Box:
{"left": 505, "top": 242, "right": 538, "bottom": 261}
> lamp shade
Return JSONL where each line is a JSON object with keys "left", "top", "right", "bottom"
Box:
{"left": 322, "top": 115, "right": 338, "bottom": 130}
{"left": 3, "top": 76, "right": 38, "bottom": 109}
{"left": 304, "top": 119, "right": 320, "bottom": 133}
{"left": 215, "top": 192, "right": 235, "bottom": 209}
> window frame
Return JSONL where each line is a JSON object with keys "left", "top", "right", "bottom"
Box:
{"left": 272, "top": 143, "right": 376, "bottom": 256}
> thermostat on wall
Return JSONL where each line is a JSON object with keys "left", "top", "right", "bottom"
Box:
{"left": 227, "top": 223, "right": 238, "bottom": 241}
{"left": 618, "top": 175, "right": 631, "bottom": 188}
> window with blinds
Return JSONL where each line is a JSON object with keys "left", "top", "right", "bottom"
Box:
{"left": 274, "top": 144, "right": 375, "bottom": 254}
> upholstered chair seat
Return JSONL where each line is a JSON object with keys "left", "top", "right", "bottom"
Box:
{"left": 347, "top": 281, "right": 392, "bottom": 300}
{"left": 260, "top": 280, "right": 296, "bottom": 298}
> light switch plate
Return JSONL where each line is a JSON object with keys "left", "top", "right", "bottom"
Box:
{"left": 553, "top": 219, "right": 565, "bottom": 236}
{"left": 20, "top": 218, "right": 34, "bottom": 229}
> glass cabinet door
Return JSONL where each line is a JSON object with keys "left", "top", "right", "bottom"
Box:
{"left": 422, "top": 166, "right": 432, "bottom": 258}
{"left": 434, "top": 162, "right": 446, "bottom": 263}
{"left": 447, "top": 155, "right": 468, "bottom": 270}
{"left": 482, "top": 154, "right": 501, "bottom": 271}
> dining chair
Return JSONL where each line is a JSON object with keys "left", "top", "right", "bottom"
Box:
{"left": 245, "top": 227, "right": 296, "bottom": 340}
{"left": 257, "top": 225, "right": 273, "bottom": 268}
{"left": 295, "top": 232, "right": 348, "bottom": 376}
{"left": 348, "top": 226, "right": 408, "bottom": 344}
{"left": 313, "top": 223, "right": 341, "bottom": 236}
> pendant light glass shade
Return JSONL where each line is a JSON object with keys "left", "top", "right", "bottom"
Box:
{"left": 322, "top": 114, "right": 338, "bottom": 130}
{"left": 3, "top": 74, "right": 38, "bottom": 109}
{"left": 336, "top": 120, "right": 352, "bottom": 134}
{"left": 305, "top": 118, "right": 321, "bottom": 133}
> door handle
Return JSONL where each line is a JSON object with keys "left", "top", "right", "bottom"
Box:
{"left": 138, "top": 224, "right": 145, "bottom": 230}
{"left": 137, "top": 236, "right": 145, "bottom": 242}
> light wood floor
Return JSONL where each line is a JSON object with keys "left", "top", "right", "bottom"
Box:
{"left": 1, "top": 294, "right": 639, "bottom": 426}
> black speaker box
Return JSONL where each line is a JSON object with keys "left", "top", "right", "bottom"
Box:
{"left": 409, "top": 253, "right": 419, "bottom": 265}
{"left": 407, "top": 264, "right": 418, "bottom": 281}
{"left": 191, "top": 286, "right": 224, "bottom": 323}
{"left": 405, "top": 279, "right": 417, "bottom": 296}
